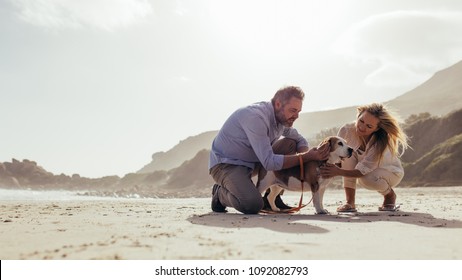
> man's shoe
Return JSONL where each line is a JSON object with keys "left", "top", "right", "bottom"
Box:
{"left": 262, "top": 189, "right": 292, "bottom": 210}
{"left": 275, "top": 193, "right": 292, "bottom": 210}
{"left": 211, "top": 184, "right": 227, "bottom": 212}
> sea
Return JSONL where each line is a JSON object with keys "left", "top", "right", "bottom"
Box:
{"left": 0, "top": 188, "right": 121, "bottom": 201}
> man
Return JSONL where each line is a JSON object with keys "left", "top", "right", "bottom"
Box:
{"left": 209, "top": 86, "right": 330, "bottom": 214}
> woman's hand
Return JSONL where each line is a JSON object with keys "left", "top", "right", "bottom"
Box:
{"left": 319, "top": 163, "right": 340, "bottom": 178}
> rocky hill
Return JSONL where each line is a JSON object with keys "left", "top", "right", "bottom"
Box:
{"left": 0, "top": 159, "right": 121, "bottom": 191}
{"left": 0, "top": 151, "right": 214, "bottom": 198}
{"left": 137, "top": 131, "right": 217, "bottom": 174}
{"left": 403, "top": 134, "right": 462, "bottom": 186}
{"left": 401, "top": 109, "right": 462, "bottom": 163}
{"left": 401, "top": 109, "right": 462, "bottom": 186}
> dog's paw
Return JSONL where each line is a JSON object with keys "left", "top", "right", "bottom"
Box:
{"left": 315, "top": 209, "right": 329, "bottom": 215}
{"left": 272, "top": 207, "right": 281, "bottom": 212}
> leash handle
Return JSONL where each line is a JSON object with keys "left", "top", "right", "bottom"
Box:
{"left": 298, "top": 153, "right": 305, "bottom": 181}
{"left": 297, "top": 154, "right": 304, "bottom": 208}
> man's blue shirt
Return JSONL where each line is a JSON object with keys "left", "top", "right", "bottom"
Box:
{"left": 209, "top": 101, "right": 309, "bottom": 171}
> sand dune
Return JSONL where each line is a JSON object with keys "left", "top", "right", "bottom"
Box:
{"left": 1, "top": 187, "right": 462, "bottom": 260}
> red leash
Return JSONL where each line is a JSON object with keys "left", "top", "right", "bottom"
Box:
{"left": 261, "top": 154, "right": 312, "bottom": 214}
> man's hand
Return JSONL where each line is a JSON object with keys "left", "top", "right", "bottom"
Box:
{"left": 304, "top": 142, "right": 330, "bottom": 162}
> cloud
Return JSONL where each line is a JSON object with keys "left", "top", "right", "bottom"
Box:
{"left": 10, "top": 0, "right": 153, "bottom": 31}
{"left": 332, "top": 10, "right": 462, "bottom": 88}
{"left": 364, "top": 62, "right": 428, "bottom": 88}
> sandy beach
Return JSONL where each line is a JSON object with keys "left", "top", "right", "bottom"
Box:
{"left": 1, "top": 186, "right": 462, "bottom": 260}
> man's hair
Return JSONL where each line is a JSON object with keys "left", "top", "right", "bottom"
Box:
{"left": 271, "top": 86, "right": 305, "bottom": 106}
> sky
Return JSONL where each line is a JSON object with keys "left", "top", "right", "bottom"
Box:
{"left": 2, "top": 0, "right": 462, "bottom": 178}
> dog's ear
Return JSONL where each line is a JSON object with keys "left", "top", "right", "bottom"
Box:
{"left": 329, "top": 137, "right": 338, "bottom": 151}
{"left": 319, "top": 136, "right": 332, "bottom": 149}
{"left": 321, "top": 136, "right": 336, "bottom": 150}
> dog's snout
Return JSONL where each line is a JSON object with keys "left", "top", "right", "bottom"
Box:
{"left": 347, "top": 147, "right": 353, "bottom": 157}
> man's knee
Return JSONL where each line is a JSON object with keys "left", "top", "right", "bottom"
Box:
{"left": 236, "top": 196, "right": 263, "bottom": 214}
{"left": 272, "top": 138, "right": 297, "bottom": 155}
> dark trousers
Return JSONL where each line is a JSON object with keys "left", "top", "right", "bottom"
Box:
{"left": 210, "top": 138, "right": 297, "bottom": 214}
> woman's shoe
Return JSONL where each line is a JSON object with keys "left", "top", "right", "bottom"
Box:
{"left": 336, "top": 203, "right": 357, "bottom": 213}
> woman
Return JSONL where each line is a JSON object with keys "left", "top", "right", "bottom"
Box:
{"left": 320, "top": 103, "right": 409, "bottom": 212}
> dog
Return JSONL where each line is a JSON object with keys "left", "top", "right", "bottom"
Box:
{"left": 257, "top": 136, "right": 353, "bottom": 214}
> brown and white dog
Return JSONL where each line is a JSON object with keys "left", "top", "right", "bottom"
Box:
{"left": 257, "top": 136, "right": 353, "bottom": 214}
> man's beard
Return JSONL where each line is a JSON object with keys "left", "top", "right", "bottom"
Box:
{"left": 275, "top": 108, "right": 294, "bottom": 127}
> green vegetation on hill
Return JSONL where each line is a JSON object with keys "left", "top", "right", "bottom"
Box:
{"left": 401, "top": 109, "right": 462, "bottom": 163}
{"left": 398, "top": 108, "right": 462, "bottom": 186}
{"left": 403, "top": 130, "right": 462, "bottom": 186}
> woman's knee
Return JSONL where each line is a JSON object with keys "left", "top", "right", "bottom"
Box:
{"left": 359, "top": 175, "right": 390, "bottom": 194}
